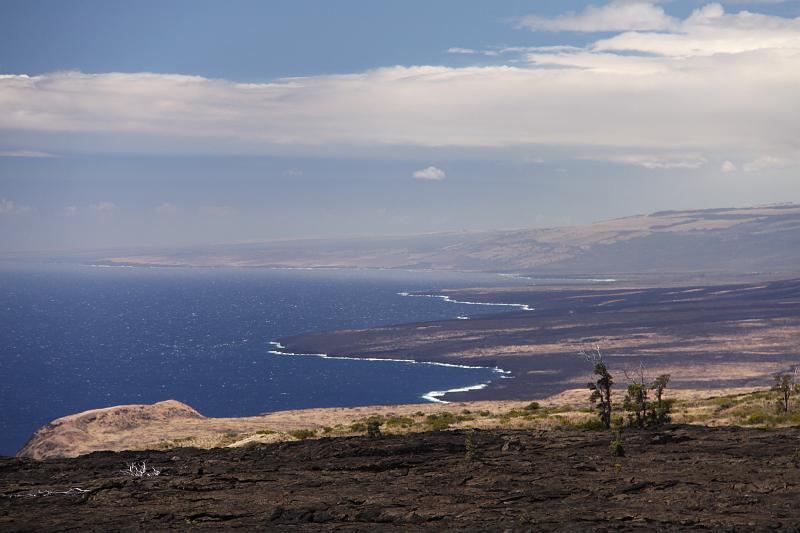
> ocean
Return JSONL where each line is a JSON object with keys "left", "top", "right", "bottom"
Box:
{"left": 0, "top": 263, "right": 529, "bottom": 456}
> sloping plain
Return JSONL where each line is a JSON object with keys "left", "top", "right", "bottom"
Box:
{"left": 280, "top": 278, "right": 800, "bottom": 402}
{"left": 97, "top": 204, "right": 800, "bottom": 275}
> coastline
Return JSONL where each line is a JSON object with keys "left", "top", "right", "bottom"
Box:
{"left": 267, "top": 341, "right": 511, "bottom": 404}
{"left": 279, "top": 277, "right": 800, "bottom": 403}
{"left": 397, "top": 291, "right": 536, "bottom": 311}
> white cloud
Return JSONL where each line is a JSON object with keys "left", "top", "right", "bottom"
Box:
{"left": 518, "top": 1, "right": 678, "bottom": 33}
{"left": 0, "top": 5, "right": 798, "bottom": 169}
{"left": 721, "top": 160, "right": 738, "bottom": 173}
{"left": 283, "top": 168, "right": 303, "bottom": 176}
{"left": 742, "top": 155, "right": 794, "bottom": 172}
{"left": 0, "top": 198, "right": 31, "bottom": 215}
{"left": 599, "top": 154, "right": 708, "bottom": 169}
{"left": 412, "top": 166, "right": 447, "bottom": 180}
{"left": 447, "top": 47, "right": 499, "bottom": 57}
{"left": 90, "top": 201, "right": 117, "bottom": 212}
{"left": 155, "top": 202, "right": 178, "bottom": 214}
{"left": 592, "top": 4, "right": 800, "bottom": 57}
{"left": 0, "top": 150, "right": 53, "bottom": 158}
{"left": 63, "top": 205, "right": 79, "bottom": 216}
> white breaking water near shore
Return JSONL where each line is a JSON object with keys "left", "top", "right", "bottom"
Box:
{"left": 397, "top": 292, "right": 535, "bottom": 312}
{"left": 267, "top": 341, "right": 510, "bottom": 404}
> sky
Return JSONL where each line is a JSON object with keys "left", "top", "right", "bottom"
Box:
{"left": 1, "top": 0, "right": 799, "bottom": 252}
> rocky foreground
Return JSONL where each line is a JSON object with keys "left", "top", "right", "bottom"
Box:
{"left": 3, "top": 425, "right": 800, "bottom": 531}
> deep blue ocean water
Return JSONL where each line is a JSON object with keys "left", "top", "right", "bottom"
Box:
{"left": 0, "top": 264, "right": 530, "bottom": 455}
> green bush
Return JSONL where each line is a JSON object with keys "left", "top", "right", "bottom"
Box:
{"left": 609, "top": 437, "right": 625, "bottom": 457}
{"left": 426, "top": 413, "right": 458, "bottom": 431}
{"left": 366, "top": 420, "right": 382, "bottom": 438}
{"left": 745, "top": 411, "right": 772, "bottom": 425}
{"left": 524, "top": 401, "right": 540, "bottom": 411}
{"left": 428, "top": 418, "right": 451, "bottom": 431}
{"left": 289, "top": 429, "right": 316, "bottom": 440}
{"left": 385, "top": 416, "right": 414, "bottom": 428}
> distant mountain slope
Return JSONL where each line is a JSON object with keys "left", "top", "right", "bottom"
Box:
{"left": 103, "top": 204, "right": 800, "bottom": 274}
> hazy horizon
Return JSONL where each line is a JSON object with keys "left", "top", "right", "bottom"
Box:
{"left": 2, "top": 0, "right": 800, "bottom": 252}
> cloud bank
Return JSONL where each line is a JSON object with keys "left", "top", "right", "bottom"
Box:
{"left": 518, "top": 1, "right": 678, "bottom": 32}
{"left": 0, "top": 3, "right": 798, "bottom": 169}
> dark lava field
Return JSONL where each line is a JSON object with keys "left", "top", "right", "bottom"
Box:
{"left": 3, "top": 425, "right": 800, "bottom": 531}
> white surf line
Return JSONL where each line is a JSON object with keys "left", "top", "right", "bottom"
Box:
{"left": 397, "top": 292, "right": 535, "bottom": 312}
{"left": 421, "top": 382, "right": 491, "bottom": 404}
{"left": 268, "top": 341, "right": 510, "bottom": 404}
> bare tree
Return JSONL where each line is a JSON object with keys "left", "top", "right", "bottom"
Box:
{"left": 580, "top": 346, "right": 613, "bottom": 430}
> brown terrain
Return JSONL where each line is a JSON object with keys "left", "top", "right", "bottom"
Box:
{"left": 4, "top": 425, "right": 800, "bottom": 531}
{"left": 18, "top": 386, "right": 766, "bottom": 461}
{"left": 83, "top": 204, "right": 800, "bottom": 275}
{"left": 280, "top": 277, "right": 800, "bottom": 402}
{"left": 16, "top": 398, "right": 543, "bottom": 460}
{"left": 5, "top": 204, "right": 800, "bottom": 529}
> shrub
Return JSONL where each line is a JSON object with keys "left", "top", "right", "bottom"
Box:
{"left": 745, "top": 411, "right": 772, "bottom": 425}
{"left": 571, "top": 417, "right": 607, "bottom": 431}
{"left": 464, "top": 429, "right": 479, "bottom": 462}
{"left": 426, "top": 413, "right": 455, "bottom": 431}
{"left": 609, "top": 436, "right": 625, "bottom": 457}
{"left": 428, "top": 418, "right": 451, "bottom": 431}
{"left": 366, "top": 420, "right": 382, "bottom": 438}
{"left": 288, "top": 429, "right": 316, "bottom": 440}
{"left": 385, "top": 416, "right": 414, "bottom": 428}
{"left": 524, "top": 401, "right": 540, "bottom": 411}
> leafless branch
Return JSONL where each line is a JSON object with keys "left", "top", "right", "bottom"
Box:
{"left": 622, "top": 361, "right": 647, "bottom": 385}
{"left": 120, "top": 461, "right": 161, "bottom": 478}
{"left": 578, "top": 345, "right": 603, "bottom": 364}
{"left": 5, "top": 487, "right": 89, "bottom": 498}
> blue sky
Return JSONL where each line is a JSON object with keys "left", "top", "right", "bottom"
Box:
{"left": 1, "top": 0, "right": 799, "bottom": 251}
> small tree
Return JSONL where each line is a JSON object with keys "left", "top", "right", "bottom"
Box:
{"left": 622, "top": 363, "right": 650, "bottom": 428}
{"left": 623, "top": 383, "right": 648, "bottom": 428}
{"left": 773, "top": 372, "right": 797, "bottom": 412}
{"left": 581, "top": 346, "right": 613, "bottom": 430}
{"left": 651, "top": 374, "right": 671, "bottom": 409}
{"left": 649, "top": 374, "right": 672, "bottom": 424}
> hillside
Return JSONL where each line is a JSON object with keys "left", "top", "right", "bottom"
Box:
{"left": 96, "top": 204, "right": 800, "bottom": 275}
